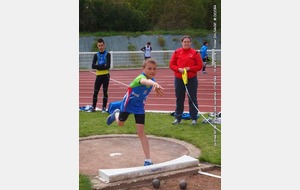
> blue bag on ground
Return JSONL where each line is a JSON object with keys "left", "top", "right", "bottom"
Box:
{"left": 181, "top": 113, "right": 200, "bottom": 120}
{"left": 108, "top": 101, "right": 122, "bottom": 114}
{"left": 79, "top": 105, "right": 93, "bottom": 111}
{"left": 170, "top": 112, "right": 200, "bottom": 120}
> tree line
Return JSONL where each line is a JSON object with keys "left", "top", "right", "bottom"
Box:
{"left": 79, "top": 0, "right": 221, "bottom": 32}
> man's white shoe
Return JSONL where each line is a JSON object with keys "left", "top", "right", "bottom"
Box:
{"left": 172, "top": 119, "right": 182, "bottom": 125}
{"left": 191, "top": 120, "right": 197, "bottom": 125}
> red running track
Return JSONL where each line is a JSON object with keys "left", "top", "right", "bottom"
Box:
{"left": 79, "top": 67, "right": 221, "bottom": 113}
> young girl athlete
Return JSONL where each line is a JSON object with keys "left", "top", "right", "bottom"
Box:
{"left": 106, "top": 58, "right": 164, "bottom": 166}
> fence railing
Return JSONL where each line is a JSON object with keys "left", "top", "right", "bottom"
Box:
{"left": 79, "top": 50, "right": 221, "bottom": 70}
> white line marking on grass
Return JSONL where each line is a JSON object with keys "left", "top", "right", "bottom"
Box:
{"left": 198, "top": 171, "right": 221, "bottom": 179}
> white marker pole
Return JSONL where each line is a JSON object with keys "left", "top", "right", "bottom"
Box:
{"left": 212, "top": 4, "right": 218, "bottom": 146}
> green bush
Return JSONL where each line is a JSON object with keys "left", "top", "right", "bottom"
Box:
{"left": 192, "top": 40, "right": 200, "bottom": 50}
{"left": 172, "top": 38, "right": 179, "bottom": 42}
{"left": 157, "top": 36, "right": 165, "bottom": 47}
{"left": 127, "top": 43, "right": 136, "bottom": 51}
{"left": 91, "top": 41, "right": 98, "bottom": 52}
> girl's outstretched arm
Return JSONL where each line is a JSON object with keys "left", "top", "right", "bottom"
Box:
{"left": 140, "top": 78, "right": 165, "bottom": 97}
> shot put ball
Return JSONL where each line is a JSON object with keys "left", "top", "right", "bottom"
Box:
{"left": 152, "top": 178, "right": 160, "bottom": 189}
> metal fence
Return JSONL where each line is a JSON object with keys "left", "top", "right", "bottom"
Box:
{"left": 79, "top": 50, "right": 221, "bottom": 70}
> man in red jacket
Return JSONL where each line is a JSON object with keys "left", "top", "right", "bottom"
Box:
{"left": 169, "top": 35, "right": 203, "bottom": 125}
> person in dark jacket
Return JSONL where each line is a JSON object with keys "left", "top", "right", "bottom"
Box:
{"left": 89, "top": 38, "right": 111, "bottom": 113}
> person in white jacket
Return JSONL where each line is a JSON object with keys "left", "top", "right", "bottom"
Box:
{"left": 141, "top": 42, "right": 152, "bottom": 59}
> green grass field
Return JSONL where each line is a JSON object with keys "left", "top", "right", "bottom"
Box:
{"left": 79, "top": 111, "right": 221, "bottom": 164}
{"left": 79, "top": 111, "right": 221, "bottom": 189}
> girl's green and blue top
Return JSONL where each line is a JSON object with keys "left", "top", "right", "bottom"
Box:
{"left": 120, "top": 72, "right": 155, "bottom": 114}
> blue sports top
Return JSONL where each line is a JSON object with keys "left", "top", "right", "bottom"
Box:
{"left": 200, "top": 45, "right": 208, "bottom": 59}
{"left": 120, "top": 73, "right": 155, "bottom": 114}
{"left": 97, "top": 50, "right": 107, "bottom": 65}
